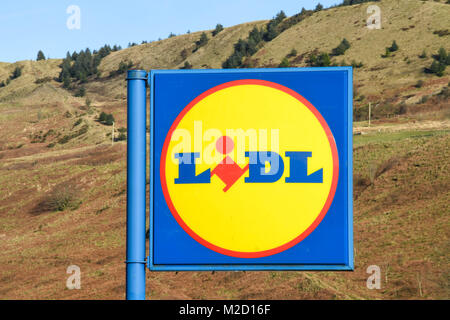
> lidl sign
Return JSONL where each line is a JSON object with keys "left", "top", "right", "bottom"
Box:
{"left": 149, "top": 68, "right": 353, "bottom": 271}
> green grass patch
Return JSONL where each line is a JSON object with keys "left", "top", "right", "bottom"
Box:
{"left": 354, "top": 130, "right": 449, "bottom": 147}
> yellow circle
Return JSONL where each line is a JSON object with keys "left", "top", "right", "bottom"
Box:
{"left": 163, "top": 81, "right": 337, "bottom": 257}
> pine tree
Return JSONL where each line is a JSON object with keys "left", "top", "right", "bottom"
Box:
{"left": 389, "top": 40, "right": 399, "bottom": 52}
{"left": 99, "top": 112, "right": 107, "bottom": 122}
{"left": 275, "top": 11, "right": 286, "bottom": 23}
{"left": 10, "top": 66, "right": 22, "bottom": 80}
{"left": 332, "top": 38, "right": 351, "bottom": 56}
{"left": 429, "top": 61, "right": 445, "bottom": 77}
{"left": 317, "top": 53, "right": 331, "bottom": 67}
{"left": 264, "top": 23, "right": 279, "bottom": 41}
{"left": 180, "top": 61, "right": 193, "bottom": 69}
{"left": 309, "top": 53, "right": 330, "bottom": 67}
{"left": 37, "top": 50, "right": 46, "bottom": 61}
{"left": 279, "top": 57, "right": 290, "bottom": 68}
{"left": 212, "top": 24, "right": 224, "bottom": 36}
{"left": 437, "top": 47, "right": 448, "bottom": 64}
{"left": 63, "top": 76, "right": 71, "bottom": 89}
{"left": 196, "top": 33, "right": 209, "bottom": 47}
{"left": 105, "top": 114, "right": 115, "bottom": 126}
{"left": 248, "top": 27, "right": 263, "bottom": 44}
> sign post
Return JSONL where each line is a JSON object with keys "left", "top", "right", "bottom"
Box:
{"left": 126, "top": 70, "right": 147, "bottom": 300}
{"left": 126, "top": 67, "right": 353, "bottom": 300}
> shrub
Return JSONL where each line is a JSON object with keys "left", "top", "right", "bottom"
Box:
{"left": 351, "top": 60, "right": 363, "bottom": 68}
{"left": 193, "top": 32, "right": 209, "bottom": 52}
{"left": 419, "top": 50, "right": 427, "bottom": 59}
{"left": 381, "top": 48, "right": 391, "bottom": 58}
{"left": 10, "top": 66, "right": 23, "bottom": 80}
{"left": 42, "top": 185, "right": 81, "bottom": 212}
{"left": 222, "top": 52, "right": 243, "bottom": 69}
{"left": 354, "top": 104, "right": 369, "bottom": 121}
{"left": 287, "top": 49, "right": 297, "bottom": 58}
{"left": 308, "top": 52, "right": 330, "bottom": 67}
{"left": 105, "top": 114, "right": 114, "bottom": 126}
{"left": 74, "top": 86, "right": 86, "bottom": 97}
{"left": 332, "top": 38, "right": 351, "bottom": 56}
{"left": 279, "top": 57, "right": 290, "bottom": 68}
{"left": 212, "top": 24, "right": 224, "bottom": 36}
{"left": 73, "top": 118, "right": 82, "bottom": 127}
{"left": 428, "top": 61, "right": 446, "bottom": 76}
{"left": 415, "top": 80, "right": 424, "bottom": 88}
{"left": 115, "top": 132, "right": 127, "bottom": 141}
{"left": 420, "top": 95, "right": 429, "bottom": 104}
{"left": 98, "top": 112, "right": 114, "bottom": 125}
{"left": 180, "top": 61, "right": 193, "bottom": 69}
{"left": 35, "top": 77, "right": 52, "bottom": 84}
{"left": 57, "top": 124, "right": 88, "bottom": 144}
{"left": 425, "top": 47, "right": 449, "bottom": 76}
{"left": 433, "top": 29, "right": 449, "bottom": 37}
{"left": 119, "top": 60, "right": 133, "bottom": 74}
{"left": 438, "top": 86, "right": 449, "bottom": 99}
{"left": 437, "top": 47, "right": 449, "bottom": 65}
{"left": 180, "top": 48, "right": 189, "bottom": 60}
{"left": 64, "top": 111, "right": 73, "bottom": 118}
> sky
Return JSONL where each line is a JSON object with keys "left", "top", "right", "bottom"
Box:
{"left": 0, "top": 0, "right": 342, "bottom": 63}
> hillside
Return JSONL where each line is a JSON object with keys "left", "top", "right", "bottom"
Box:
{"left": 0, "top": 0, "right": 449, "bottom": 300}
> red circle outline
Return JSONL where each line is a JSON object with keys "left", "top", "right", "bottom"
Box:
{"left": 160, "top": 79, "right": 339, "bottom": 258}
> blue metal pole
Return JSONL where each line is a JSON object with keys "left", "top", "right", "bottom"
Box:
{"left": 126, "top": 70, "right": 148, "bottom": 300}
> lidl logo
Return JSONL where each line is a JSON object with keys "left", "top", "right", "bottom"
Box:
{"left": 160, "top": 79, "right": 339, "bottom": 258}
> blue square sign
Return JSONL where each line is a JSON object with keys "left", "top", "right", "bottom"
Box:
{"left": 149, "top": 68, "right": 353, "bottom": 271}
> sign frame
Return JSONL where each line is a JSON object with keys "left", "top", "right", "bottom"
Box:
{"left": 148, "top": 68, "right": 353, "bottom": 271}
